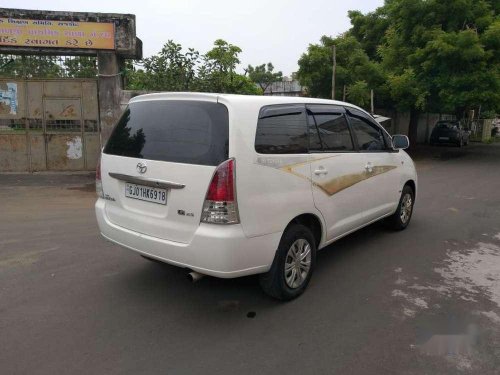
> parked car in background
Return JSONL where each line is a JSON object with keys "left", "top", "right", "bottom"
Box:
{"left": 430, "top": 120, "right": 470, "bottom": 147}
{"left": 96, "top": 93, "right": 417, "bottom": 300}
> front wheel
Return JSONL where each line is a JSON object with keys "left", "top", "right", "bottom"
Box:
{"left": 386, "top": 185, "right": 415, "bottom": 231}
{"left": 259, "top": 224, "right": 316, "bottom": 300}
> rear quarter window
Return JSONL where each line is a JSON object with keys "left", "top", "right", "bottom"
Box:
{"left": 104, "top": 100, "right": 229, "bottom": 166}
{"left": 255, "top": 104, "right": 308, "bottom": 154}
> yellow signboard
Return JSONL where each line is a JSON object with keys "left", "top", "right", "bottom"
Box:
{"left": 0, "top": 18, "right": 115, "bottom": 50}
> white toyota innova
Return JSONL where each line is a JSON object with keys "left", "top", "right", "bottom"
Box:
{"left": 96, "top": 93, "right": 417, "bottom": 300}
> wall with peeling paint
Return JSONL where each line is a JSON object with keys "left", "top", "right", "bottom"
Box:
{"left": 0, "top": 79, "right": 100, "bottom": 172}
{"left": 0, "top": 8, "right": 142, "bottom": 172}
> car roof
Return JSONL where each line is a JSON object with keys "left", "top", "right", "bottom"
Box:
{"left": 128, "top": 92, "right": 370, "bottom": 116}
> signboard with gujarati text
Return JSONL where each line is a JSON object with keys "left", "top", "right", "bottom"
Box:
{"left": 0, "top": 17, "right": 115, "bottom": 50}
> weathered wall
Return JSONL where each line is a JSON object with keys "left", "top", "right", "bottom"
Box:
{"left": 98, "top": 52, "right": 124, "bottom": 143}
{"left": 482, "top": 119, "right": 493, "bottom": 142}
{"left": 0, "top": 79, "right": 100, "bottom": 172}
{"left": 0, "top": 8, "right": 142, "bottom": 171}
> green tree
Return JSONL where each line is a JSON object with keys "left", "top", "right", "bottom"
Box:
{"left": 246, "top": 63, "right": 283, "bottom": 93}
{"left": 198, "top": 39, "right": 249, "bottom": 93}
{"left": 297, "top": 34, "right": 386, "bottom": 108}
{"left": 64, "top": 56, "right": 97, "bottom": 78}
{"left": 347, "top": 80, "right": 371, "bottom": 108}
{"left": 0, "top": 55, "right": 63, "bottom": 78}
{"left": 127, "top": 40, "right": 200, "bottom": 91}
{"left": 299, "top": 0, "right": 499, "bottom": 143}
{"left": 125, "top": 39, "right": 261, "bottom": 95}
{"left": 348, "top": 9, "right": 390, "bottom": 61}
{"left": 378, "top": 0, "right": 499, "bottom": 142}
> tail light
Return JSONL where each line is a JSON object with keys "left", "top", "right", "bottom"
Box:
{"left": 96, "top": 155, "right": 104, "bottom": 198}
{"left": 201, "top": 158, "right": 239, "bottom": 224}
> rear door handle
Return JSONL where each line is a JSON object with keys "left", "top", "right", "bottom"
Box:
{"left": 314, "top": 167, "right": 328, "bottom": 176}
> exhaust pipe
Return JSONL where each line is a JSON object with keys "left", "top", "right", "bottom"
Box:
{"left": 187, "top": 271, "right": 205, "bottom": 283}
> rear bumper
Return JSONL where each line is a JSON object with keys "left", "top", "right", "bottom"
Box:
{"left": 95, "top": 199, "right": 281, "bottom": 278}
{"left": 430, "top": 135, "right": 460, "bottom": 144}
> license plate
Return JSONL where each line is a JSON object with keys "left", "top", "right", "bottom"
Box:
{"left": 439, "top": 137, "right": 449, "bottom": 140}
{"left": 125, "top": 183, "right": 167, "bottom": 205}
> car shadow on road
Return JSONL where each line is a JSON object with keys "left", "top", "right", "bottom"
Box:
{"left": 116, "top": 219, "right": 396, "bottom": 320}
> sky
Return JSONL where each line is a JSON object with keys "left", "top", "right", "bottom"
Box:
{"left": 15, "top": 0, "right": 384, "bottom": 76}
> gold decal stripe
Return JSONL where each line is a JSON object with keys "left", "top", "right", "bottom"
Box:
{"left": 257, "top": 155, "right": 397, "bottom": 197}
{"left": 314, "top": 166, "right": 397, "bottom": 196}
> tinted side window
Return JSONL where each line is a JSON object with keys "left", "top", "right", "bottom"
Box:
{"left": 307, "top": 106, "right": 353, "bottom": 152}
{"left": 255, "top": 105, "right": 308, "bottom": 154}
{"left": 347, "top": 109, "right": 387, "bottom": 151}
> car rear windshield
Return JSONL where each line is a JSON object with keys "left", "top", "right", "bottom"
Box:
{"left": 104, "top": 100, "right": 229, "bottom": 166}
{"left": 436, "top": 122, "right": 458, "bottom": 129}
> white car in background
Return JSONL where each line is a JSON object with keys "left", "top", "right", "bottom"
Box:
{"left": 96, "top": 93, "right": 417, "bottom": 300}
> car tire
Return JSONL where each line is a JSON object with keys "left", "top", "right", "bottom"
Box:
{"left": 259, "top": 224, "right": 316, "bottom": 301}
{"left": 386, "top": 185, "right": 415, "bottom": 231}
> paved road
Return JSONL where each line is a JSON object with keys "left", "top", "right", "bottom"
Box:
{"left": 1, "top": 144, "right": 500, "bottom": 374}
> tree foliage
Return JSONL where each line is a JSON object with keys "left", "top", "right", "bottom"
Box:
{"left": 379, "top": 0, "right": 499, "bottom": 116}
{"left": 126, "top": 39, "right": 261, "bottom": 95}
{"left": 347, "top": 80, "right": 371, "bottom": 108}
{"left": 0, "top": 55, "right": 98, "bottom": 79}
{"left": 348, "top": 9, "right": 390, "bottom": 61}
{"left": 0, "top": 55, "right": 64, "bottom": 78}
{"left": 128, "top": 40, "right": 199, "bottom": 91}
{"left": 64, "top": 56, "right": 98, "bottom": 78}
{"left": 297, "top": 35, "right": 385, "bottom": 108}
{"left": 246, "top": 63, "right": 283, "bottom": 93}
{"left": 298, "top": 0, "right": 499, "bottom": 124}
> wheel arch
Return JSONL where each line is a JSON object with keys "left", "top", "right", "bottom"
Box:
{"left": 286, "top": 213, "right": 324, "bottom": 249}
{"left": 404, "top": 179, "right": 416, "bottom": 199}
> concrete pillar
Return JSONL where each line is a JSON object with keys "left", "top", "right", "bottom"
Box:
{"left": 482, "top": 119, "right": 493, "bottom": 142}
{"left": 97, "top": 51, "right": 124, "bottom": 146}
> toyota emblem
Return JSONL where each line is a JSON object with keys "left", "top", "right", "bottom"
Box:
{"left": 136, "top": 162, "right": 147, "bottom": 174}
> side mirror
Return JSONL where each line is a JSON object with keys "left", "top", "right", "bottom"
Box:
{"left": 392, "top": 135, "right": 409, "bottom": 150}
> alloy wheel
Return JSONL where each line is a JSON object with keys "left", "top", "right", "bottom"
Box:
{"left": 400, "top": 193, "right": 413, "bottom": 224}
{"left": 284, "top": 239, "right": 312, "bottom": 289}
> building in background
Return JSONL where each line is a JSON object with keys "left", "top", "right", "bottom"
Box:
{"left": 263, "top": 75, "right": 305, "bottom": 97}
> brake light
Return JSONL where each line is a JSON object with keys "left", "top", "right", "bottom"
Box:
{"left": 96, "top": 155, "right": 104, "bottom": 198}
{"left": 201, "top": 159, "right": 239, "bottom": 224}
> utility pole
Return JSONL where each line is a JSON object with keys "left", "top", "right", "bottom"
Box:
{"left": 331, "top": 45, "right": 336, "bottom": 100}
{"left": 370, "top": 89, "right": 374, "bottom": 114}
{"left": 343, "top": 85, "right": 346, "bottom": 101}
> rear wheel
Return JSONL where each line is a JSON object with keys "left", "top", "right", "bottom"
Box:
{"left": 259, "top": 224, "right": 316, "bottom": 300}
{"left": 386, "top": 185, "right": 415, "bottom": 231}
